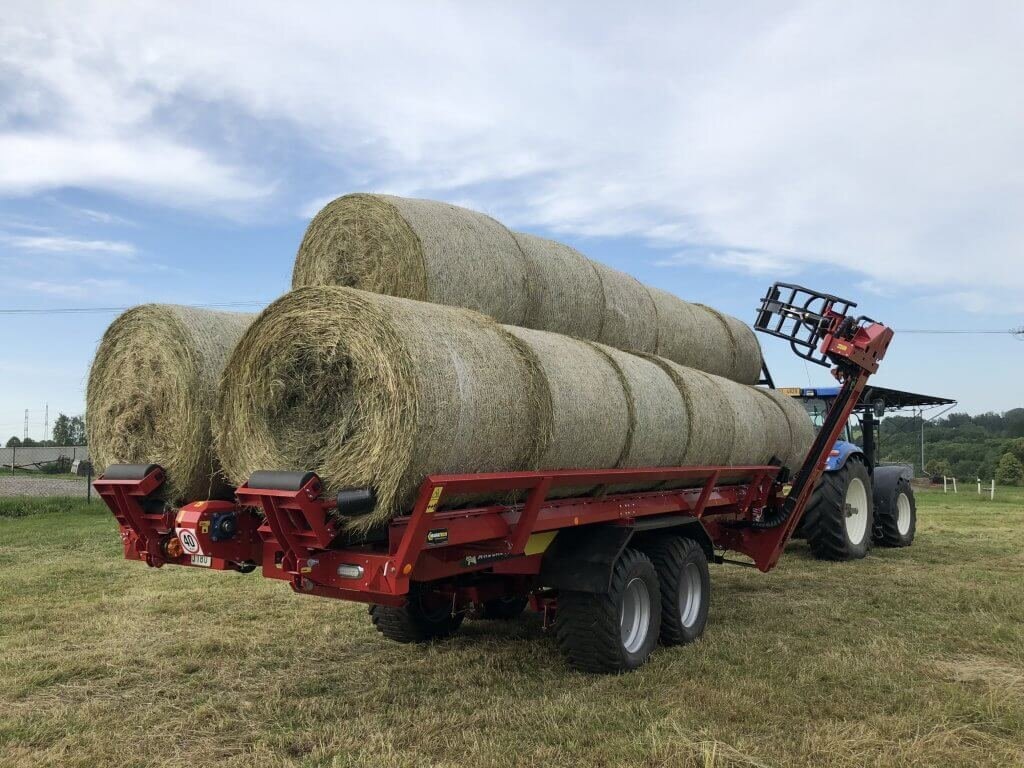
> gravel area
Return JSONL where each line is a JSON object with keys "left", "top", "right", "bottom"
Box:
{"left": 0, "top": 475, "right": 91, "bottom": 498}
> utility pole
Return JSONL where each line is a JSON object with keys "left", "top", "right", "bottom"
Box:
{"left": 43, "top": 402, "right": 49, "bottom": 442}
{"left": 23, "top": 409, "right": 28, "bottom": 442}
{"left": 919, "top": 409, "right": 925, "bottom": 476}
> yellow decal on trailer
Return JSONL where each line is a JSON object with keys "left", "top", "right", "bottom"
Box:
{"left": 524, "top": 531, "right": 557, "bottom": 556}
{"left": 425, "top": 485, "right": 444, "bottom": 514}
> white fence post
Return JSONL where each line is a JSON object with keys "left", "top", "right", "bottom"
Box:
{"left": 977, "top": 478, "right": 982, "bottom": 495}
{"left": 991, "top": 479, "right": 995, "bottom": 500}
{"left": 943, "top": 476, "right": 948, "bottom": 493}
{"left": 952, "top": 477, "right": 958, "bottom": 493}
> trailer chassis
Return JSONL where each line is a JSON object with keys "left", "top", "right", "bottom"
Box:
{"left": 96, "top": 283, "right": 894, "bottom": 671}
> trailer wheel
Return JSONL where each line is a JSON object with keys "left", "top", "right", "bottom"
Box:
{"left": 646, "top": 536, "right": 710, "bottom": 646}
{"left": 479, "top": 595, "right": 529, "bottom": 620}
{"left": 369, "top": 584, "right": 463, "bottom": 643}
{"left": 802, "top": 456, "right": 873, "bottom": 561}
{"left": 873, "top": 478, "right": 916, "bottom": 547}
{"left": 555, "top": 548, "right": 661, "bottom": 673}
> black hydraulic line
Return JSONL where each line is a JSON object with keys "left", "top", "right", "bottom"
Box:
{"left": 750, "top": 373, "right": 861, "bottom": 530}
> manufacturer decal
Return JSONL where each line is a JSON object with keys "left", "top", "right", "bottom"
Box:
{"left": 426, "top": 528, "right": 449, "bottom": 544}
{"left": 461, "top": 551, "right": 514, "bottom": 568}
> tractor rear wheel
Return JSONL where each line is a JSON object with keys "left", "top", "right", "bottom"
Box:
{"left": 873, "top": 478, "right": 916, "bottom": 547}
{"left": 369, "top": 584, "right": 463, "bottom": 643}
{"left": 802, "top": 456, "right": 873, "bottom": 561}
{"left": 646, "top": 536, "right": 710, "bottom": 646}
{"left": 555, "top": 548, "right": 661, "bottom": 673}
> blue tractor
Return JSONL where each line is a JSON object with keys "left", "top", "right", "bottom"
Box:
{"left": 779, "top": 384, "right": 955, "bottom": 560}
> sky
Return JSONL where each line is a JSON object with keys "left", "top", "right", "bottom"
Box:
{"left": 1, "top": 1, "right": 1022, "bottom": 442}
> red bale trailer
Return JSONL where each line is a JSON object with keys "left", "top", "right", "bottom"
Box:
{"left": 96, "top": 283, "right": 894, "bottom": 672}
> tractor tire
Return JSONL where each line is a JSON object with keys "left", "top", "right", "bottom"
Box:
{"left": 873, "top": 477, "right": 916, "bottom": 547}
{"left": 802, "top": 456, "right": 873, "bottom": 561}
{"left": 645, "top": 536, "right": 710, "bottom": 646}
{"left": 555, "top": 548, "right": 661, "bottom": 673}
{"left": 478, "top": 595, "right": 529, "bottom": 620}
{"left": 369, "top": 584, "right": 463, "bottom": 643}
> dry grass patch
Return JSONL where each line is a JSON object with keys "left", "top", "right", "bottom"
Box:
{"left": 1, "top": 487, "right": 1022, "bottom": 767}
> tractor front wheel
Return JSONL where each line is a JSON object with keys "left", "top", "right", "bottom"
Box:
{"left": 873, "top": 478, "right": 916, "bottom": 547}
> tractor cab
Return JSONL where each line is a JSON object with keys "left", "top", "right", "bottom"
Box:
{"left": 778, "top": 385, "right": 955, "bottom": 560}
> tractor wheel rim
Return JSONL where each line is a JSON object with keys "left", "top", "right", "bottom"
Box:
{"left": 844, "top": 477, "right": 869, "bottom": 545}
{"left": 620, "top": 577, "right": 652, "bottom": 654}
{"left": 896, "top": 492, "right": 912, "bottom": 535}
{"left": 679, "top": 562, "right": 703, "bottom": 629}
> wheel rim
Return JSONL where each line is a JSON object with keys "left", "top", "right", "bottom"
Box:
{"left": 679, "top": 562, "right": 703, "bottom": 629}
{"left": 896, "top": 492, "right": 912, "bottom": 536}
{"left": 844, "top": 477, "right": 869, "bottom": 545}
{"left": 620, "top": 577, "right": 652, "bottom": 654}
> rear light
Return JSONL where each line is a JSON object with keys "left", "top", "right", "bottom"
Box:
{"left": 336, "top": 564, "right": 364, "bottom": 579}
{"left": 164, "top": 536, "right": 184, "bottom": 558}
{"left": 829, "top": 450, "right": 840, "bottom": 457}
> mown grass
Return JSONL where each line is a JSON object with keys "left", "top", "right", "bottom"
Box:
{"left": 1, "top": 487, "right": 1022, "bottom": 767}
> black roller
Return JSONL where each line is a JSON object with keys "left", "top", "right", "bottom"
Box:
{"left": 336, "top": 487, "right": 376, "bottom": 517}
{"left": 247, "top": 470, "right": 319, "bottom": 491}
{"left": 102, "top": 463, "right": 162, "bottom": 480}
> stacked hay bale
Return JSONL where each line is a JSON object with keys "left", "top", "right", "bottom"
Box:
{"left": 86, "top": 305, "right": 254, "bottom": 504}
{"left": 215, "top": 287, "right": 812, "bottom": 531}
{"left": 293, "top": 194, "right": 762, "bottom": 384}
{"left": 85, "top": 193, "right": 810, "bottom": 517}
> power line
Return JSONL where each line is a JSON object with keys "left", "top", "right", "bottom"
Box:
{"left": 895, "top": 328, "right": 1021, "bottom": 335}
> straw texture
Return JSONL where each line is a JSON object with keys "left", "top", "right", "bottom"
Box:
{"left": 293, "top": 193, "right": 761, "bottom": 383}
{"left": 86, "top": 305, "right": 254, "bottom": 504}
{"left": 216, "top": 287, "right": 810, "bottom": 531}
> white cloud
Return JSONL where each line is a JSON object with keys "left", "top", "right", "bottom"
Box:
{"left": 7, "top": 276, "right": 135, "bottom": 299}
{"left": 1, "top": 1, "right": 1023, "bottom": 306}
{"left": 3, "top": 233, "right": 135, "bottom": 255}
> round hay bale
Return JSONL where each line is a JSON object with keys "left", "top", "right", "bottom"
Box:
{"left": 512, "top": 232, "right": 604, "bottom": 338}
{"left": 649, "top": 287, "right": 744, "bottom": 381}
{"left": 591, "top": 262, "right": 659, "bottom": 353}
{"left": 755, "top": 388, "right": 816, "bottom": 471}
{"left": 293, "top": 193, "right": 761, "bottom": 383}
{"left": 292, "top": 193, "right": 530, "bottom": 324}
{"left": 505, "top": 327, "right": 629, "bottom": 496}
{"left": 215, "top": 287, "right": 549, "bottom": 531}
{"left": 86, "top": 305, "right": 254, "bottom": 504}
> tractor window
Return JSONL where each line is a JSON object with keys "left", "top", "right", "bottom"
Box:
{"left": 800, "top": 398, "right": 856, "bottom": 443}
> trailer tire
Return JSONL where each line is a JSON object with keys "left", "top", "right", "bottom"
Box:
{"left": 802, "top": 456, "right": 873, "bottom": 561}
{"left": 479, "top": 595, "right": 529, "bottom": 620}
{"left": 646, "top": 536, "right": 710, "bottom": 646}
{"left": 369, "top": 585, "right": 463, "bottom": 643}
{"left": 555, "top": 548, "right": 660, "bottom": 673}
{"left": 873, "top": 478, "right": 916, "bottom": 547}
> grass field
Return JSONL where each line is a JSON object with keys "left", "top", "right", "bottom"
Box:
{"left": 1, "top": 486, "right": 1022, "bottom": 767}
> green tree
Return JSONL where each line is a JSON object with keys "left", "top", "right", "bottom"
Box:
{"left": 994, "top": 453, "right": 1024, "bottom": 486}
{"left": 70, "top": 415, "right": 86, "bottom": 445}
{"left": 924, "top": 458, "right": 951, "bottom": 476}
{"left": 51, "top": 413, "right": 86, "bottom": 445}
{"left": 5, "top": 436, "right": 20, "bottom": 448}
{"left": 51, "top": 414, "right": 72, "bottom": 445}
{"left": 1005, "top": 438, "right": 1024, "bottom": 464}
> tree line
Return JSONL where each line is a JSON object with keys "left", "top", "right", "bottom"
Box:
{"left": 5, "top": 413, "right": 86, "bottom": 448}
{"left": 876, "top": 408, "right": 1024, "bottom": 485}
